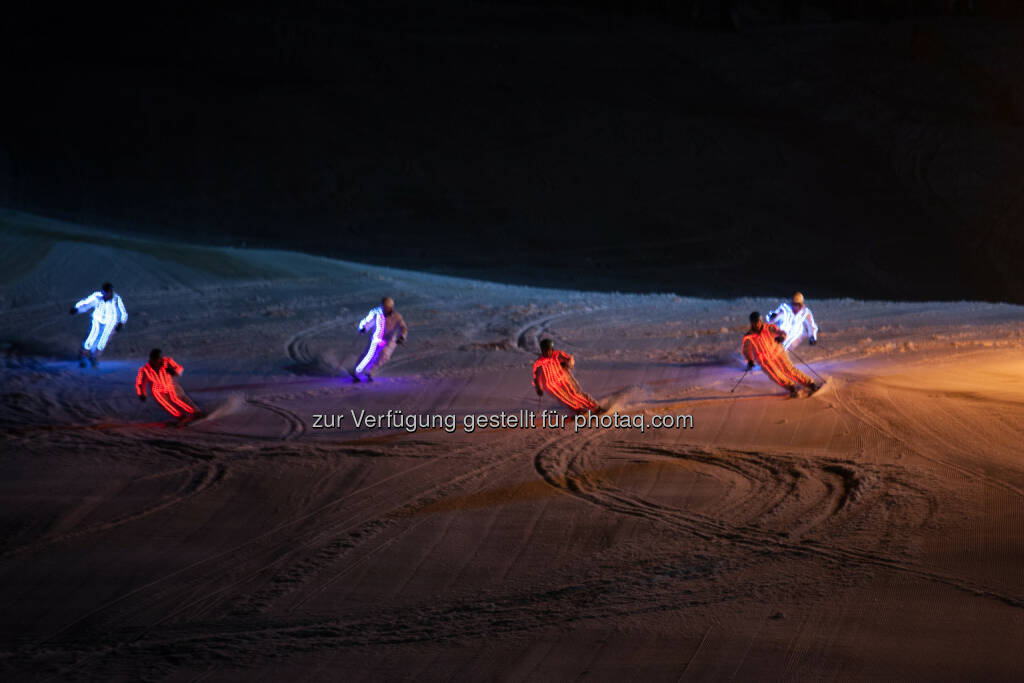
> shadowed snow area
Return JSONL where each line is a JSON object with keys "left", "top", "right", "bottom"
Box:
{"left": 2, "top": 213, "right": 1023, "bottom": 680}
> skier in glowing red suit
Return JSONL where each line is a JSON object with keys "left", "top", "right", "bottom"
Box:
{"left": 741, "top": 312, "right": 818, "bottom": 398}
{"left": 533, "top": 339, "right": 602, "bottom": 414}
{"left": 136, "top": 349, "right": 197, "bottom": 418}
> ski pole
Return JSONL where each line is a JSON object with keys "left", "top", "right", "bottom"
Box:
{"left": 789, "top": 349, "right": 825, "bottom": 383}
{"left": 730, "top": 368, "right": 750, "bottom": 393}
{"left": 131, "top": 396, "right": 146, "bottom": 423}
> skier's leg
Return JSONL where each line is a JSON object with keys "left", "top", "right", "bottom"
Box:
{"left": 80, "top": 321, "right": 103, "bottom": 366}
{"left": 573, "top": 393, "right": 600, "bottom": 413}
{"left": 555, "top": 385, "right": 596, "bottom": 412}
{"left": 171, "top": 382, "right": 198, "bottom": 413}
{"left": 354, "top": 339, "right": 381, "bottom": 375}
{"left": 367, "top": 339, "right": 397, "bottom": 378}
{"left": 765, "top": 355, "right": 805, "bottom": 396}
{"left": 777, "top": 355, "right": 813, "bottom": 386}
{"left": 83, "top": 319, "right": 101, "bottom": 352}
{"left": 759, "top": 355, "right": 796, "bottom": 390}
{"left": 167, "top": 392, "right": 196, "bottom": 415}
{"left": 764, "top": 357, "right": 798, "bottom": 396}
{"left": 94, "top": 322, "right": 115, "bottom": 352}
{"left": 153, "top": 391, "right": 184, "bottom": 417}
{"left": 85, "top": 323, "right": 112, "bottom": 365}
{"left": 377, "top": 339, "right": 397, "bottom": 368}
{"left": 566, "top": 376, "right": 599, "bottom": 412}
{"left": 547, "top": 373, "right": 598, "bottom": 412}
{"left": 557, "top": 370, "right": 598, "bottom": 411}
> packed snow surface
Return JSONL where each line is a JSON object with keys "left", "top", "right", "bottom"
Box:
{"left": 2, "top": 211, "right": 1024, "bottom": 680}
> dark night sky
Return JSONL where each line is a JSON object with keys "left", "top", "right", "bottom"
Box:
{"left": 3, "top": 2, "right": 1023, "bottom": 302}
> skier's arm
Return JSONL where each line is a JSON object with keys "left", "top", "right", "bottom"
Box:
{"left": 166, "top": 358, "right": 184, "bottom": 377}
{"left": 554, "top": 350, "right": 575, "bottom": 369}
{"left": 397, "top": 313, "right": 408, "bottom": 342}
{"left": 804, "top": 309, "right": 818, "bottom": 342}
{"left": 533, "top": 364, "right": 544, "bottom": 394}
{"left": 357, "top": 308, "right": 377, "bottom": 333}
{"left": 73, "top": 292, "right": 100, "bottom": 314}
{"left": 767, "top": 323, "right": 786, "bottom": 344}
{"left": 742, "top": 338, "right": 757, "bottom": 366}
{"left": 116, "top": 295, "right": 128, "bottom": 324}
{"left": 135, "top": 367, "right": 150, "bottom": 398}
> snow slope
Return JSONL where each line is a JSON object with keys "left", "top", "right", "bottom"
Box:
{"left": 2, "top": 211, "right": 1023, "bottom": 680}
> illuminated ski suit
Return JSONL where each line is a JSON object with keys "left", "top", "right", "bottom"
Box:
{"left": 532, "top": 349, "right": 600, "bottom": 413}
{"left": 354, "top": 306, "right": 408, "bottom": 376}
{"left": 742, "top": 323, "right": 813, "bottom": 390}
{"left": 75, "top": 291, "right": 127, "bottom": 353}
{"left": 136, "top": 357, "right": 195, "bottom": 417}
{"left": 766, "top": 302, "right": 818, "bottom": 350}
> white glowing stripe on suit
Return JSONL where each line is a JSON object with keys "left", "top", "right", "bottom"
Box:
{"left": 355, "top": 306, "right": 385, "bottom": 374}
{"left": 75, "top": 292, "right": 128, "bottom": 325}
{"left": 83, "top": 320, "right": 117, "bottom": 351}
{"left": 767, "top": 302, "right": 818, "bottom": 350}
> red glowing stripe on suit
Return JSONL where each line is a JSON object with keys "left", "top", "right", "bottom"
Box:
{"left": 532, "top": 351, "right": 598, "bottom": 413}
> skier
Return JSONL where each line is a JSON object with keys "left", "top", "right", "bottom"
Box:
{"left": 70, "top": 282, "right": 127, "bottom": 367}
{"left": 533, "top": 338, "right": 602, "bottom": 414}
{"left": 136, "top": 348, "right": 199, "bottom": 419}
{"left": 351, "top": 297, "right": 408, "bottom": 382}
{"left": 742, "top": 312, "right": 819, "bottom": 398}
{"left": 766, "top": 291, "right": 818, "bottom": 350}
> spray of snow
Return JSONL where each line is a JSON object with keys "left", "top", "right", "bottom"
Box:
{"left": 203, "top": 393, "right": 247, "bottom": 421}
{"left": 601, "top": 384, "right": 653, "bottom": 414}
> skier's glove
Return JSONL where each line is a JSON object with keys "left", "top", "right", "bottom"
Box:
{"left": 746, "top": 360, "right": 755, "bottom": 370}
{"left": 397, "top": 337, "right": 405, "bottom": 344}
{"left": 358, "top": 327, "right": 366, "bottom": 334}
{"left": 167, "top": 367, "right": 178, "bottom": 377}
{"left": 536, "top": 388, "right": 543, "bottom": 397}
{"left": 775, "top": 336, "right": 785, "bottom": 344}
{"left": 115, "top": 322, "right": 123, "bottom": 332}
{"left": 139, "top": 394, "right": 146, "bottom": 402}
{"left": 809, "top": 337, "right": 817, "bottom": 346}
{"left": 69, "top": 306, "right": 78, "bottom": 315}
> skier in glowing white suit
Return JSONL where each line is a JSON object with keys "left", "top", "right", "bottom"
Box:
{"left": 350, "top": 297, "right": 407, "bottom": 382}
{"left": 766, "top": 291, "right": 818, "bottom": 351}
{"left": 70, "top": 282, "right": 127, "bottom": 367}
